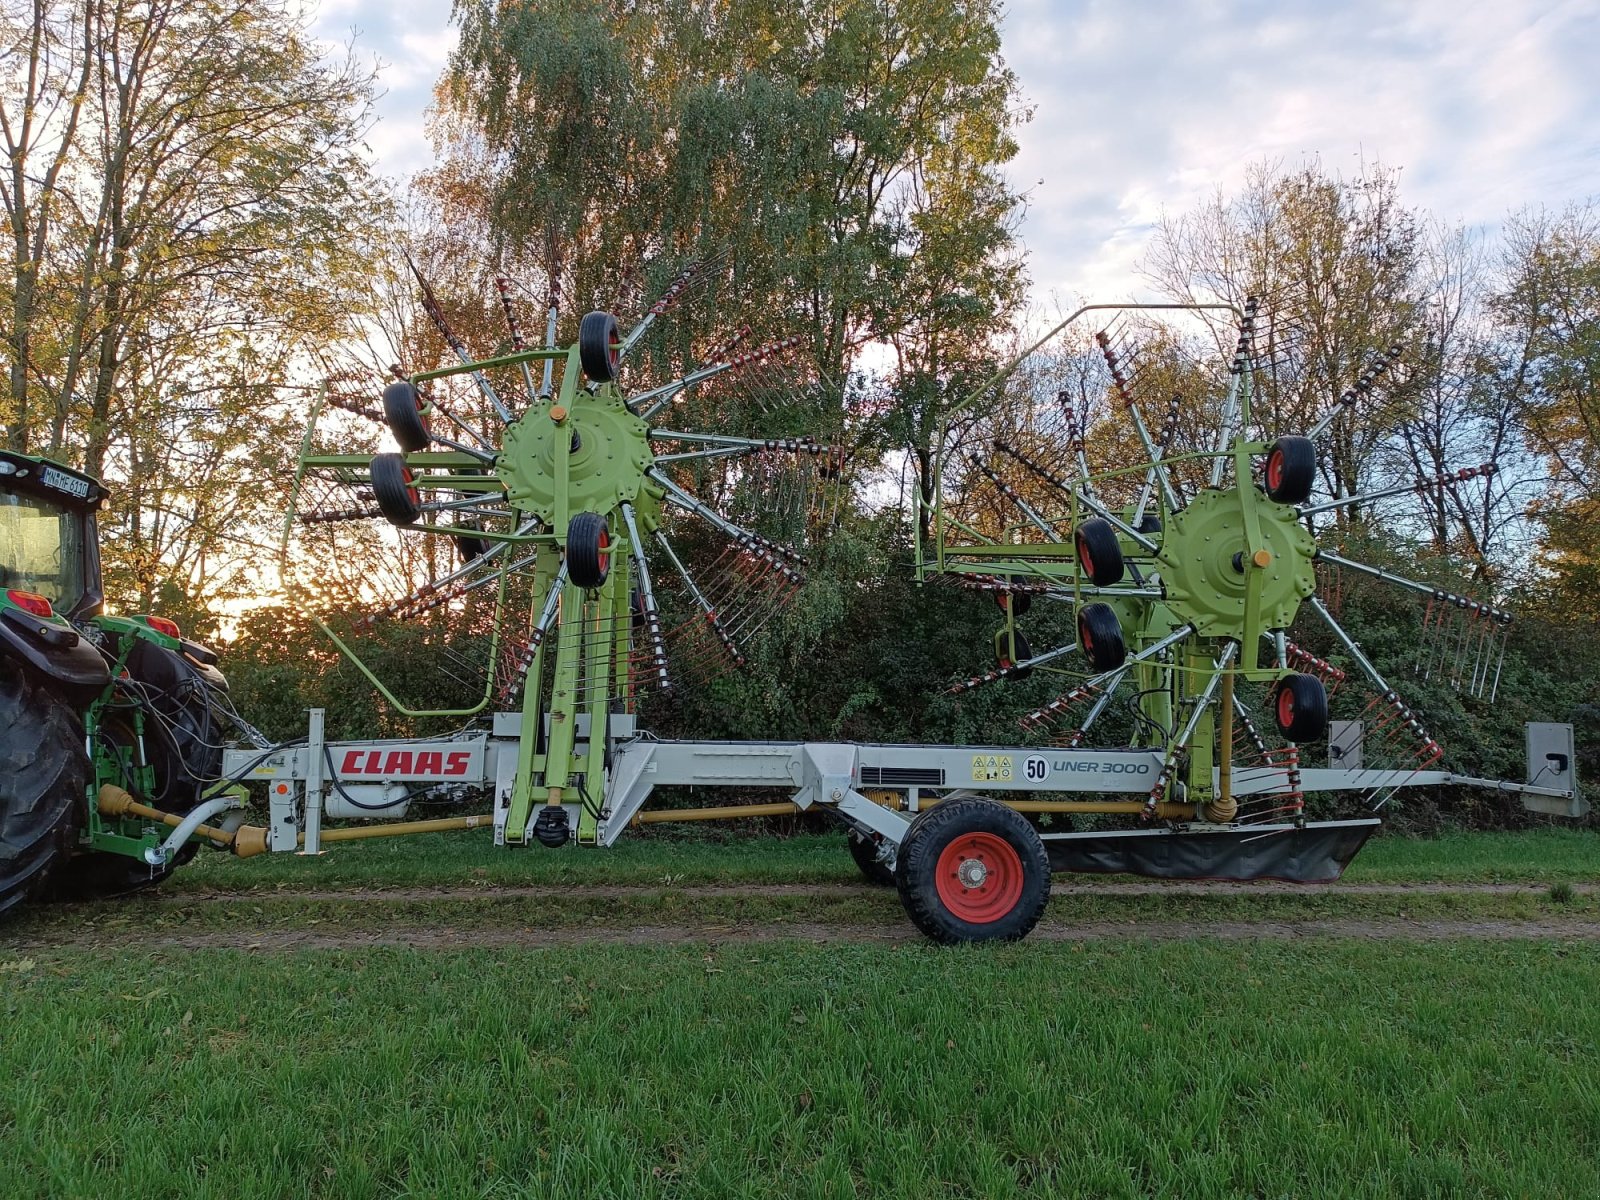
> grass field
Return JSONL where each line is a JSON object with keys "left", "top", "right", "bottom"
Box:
{"left": 166, "top": 824, "right": 1600, "bottom": 892}
{"left": 4, "top": 826, "right": 1599, "bottom": 1199}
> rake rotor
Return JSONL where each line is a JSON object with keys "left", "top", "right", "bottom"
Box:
{"left": 283, "top": 255, "right": 844, "bottom": 843}
{"left": 924, "top": 298, "right": 1509, "bottom": 825}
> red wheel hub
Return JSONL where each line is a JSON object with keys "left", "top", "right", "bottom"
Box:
{"left": 1078, "top": 538, "right": 1094, "bottom": 577}
{"left": 1277, "top": 686, "right": 1295, "bottom": 726}
{"left": 934, "top": 832, "right": 1024, "bottom": 923}
{"left": 1266, "top": 450, "right": 1284, "bottom": 491}
{"left": 596, "top": 527, "right": 610, "bottom": 573}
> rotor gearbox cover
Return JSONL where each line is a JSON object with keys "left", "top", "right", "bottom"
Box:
{"left": 1155, "top": 488, "right": 1316, "bottom": 638}
{"left": 498, "top": 392, "right": 656, "bottom": 528}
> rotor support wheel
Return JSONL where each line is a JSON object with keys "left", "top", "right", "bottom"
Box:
{"left": 895, "top": 795, "right": 1051, "bottom": 943}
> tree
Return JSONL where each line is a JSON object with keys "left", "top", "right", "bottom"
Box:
{"left": 1490, "top": 202, "right": 1600, "bottom": 614}
{"left": 443, "top": 0, "right": 1028, "bottom": 454}
{"left": 1143, "top": 162, "right": 1427, "bottom": 511}
{"left": 0, "top": 0, "right": 388, "bottom": 612}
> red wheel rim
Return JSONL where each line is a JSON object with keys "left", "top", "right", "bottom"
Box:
{"left": 400, "top": 466, "right": 420, "bottom": 509}
{"left": 1277, "top": 686, "right": 1295, "bottom": 727}
{"left": 934, "top": 832, "right": 1024, "bottom": 923}
{"left": 607, "top": 337, "right": 620, "bottom": 372}
{"left": 416, "top": 393, "right": 430, "bottom": 435}
{"left": 1079, "top": 619, "right": 1094, "bottom": 654}
{"left": 1078, "top": 536, "right": 1094, "bottom": 577}
{"left": 1266, "top": 450, "right": 1284, "bottom": 491}
{"left": 596, "top": 527, "right": 610, "bottom": 573}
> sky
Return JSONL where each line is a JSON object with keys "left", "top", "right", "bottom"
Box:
{"left": 308, "top": 0, "right": 1600, "bottom": 309}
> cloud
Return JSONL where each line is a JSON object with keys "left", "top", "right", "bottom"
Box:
{"left": 307, "top": 0, "right": 456, "bottom": 180}
{"left": 1002, "top": 0, "right": 1599, "bottom": 308}
{"left": 316, "top": 0, "right": 1599, "bottom": 305}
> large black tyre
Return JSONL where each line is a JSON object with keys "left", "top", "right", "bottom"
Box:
{"left": 371, "top": 453, "right": 421, "bottom": 525}
{"left": 1077, "top": 602, "right": 1127, "bottom": 672}
{"left": 895, "top": 795, "right": 1051, "bottom": 944}
{"left": 567, "top": 511, "right": 611, "bottom": 589}
{"left": 847, "top": 828, "right": 895, "bottom": 886}
{"left": 579, "top": 311, "right": 621, "bottom": 383}
{"left": 381, "top": 381, "right": 431, "bottom": 453}
{"left": 1273, "top": 672, "right": 1329, "bottom": 741}
{"left": 1075, "top": 518, "right": 1125, "bottom": 586}
{"left": 1263, "top": 436, "right": 1315, "bottom": 504}
{"left": 0, "top": 671, "right": 86, "bottom": 916}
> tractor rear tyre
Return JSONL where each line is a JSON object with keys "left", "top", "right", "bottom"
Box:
{"left": 1264, "top": 436, "right": 1315, "bottom": 505}
{"left": 371, "top": 453, "right": 422, "bottom": 525}
{"left": 1077, "top": 603, "right": 1127, "bottom": 672}
{"left": 567, "top": 511, "right": 611, "bottom": 588}
{"left": 382, "top": 381, "right": 431, "bottom": 452}
{"left": 895, "top": 795, "right": 1051, "bottom": 944}
{"left": 1273, "top": 672, "right": 1329, "bottom": 741}
{"left": 0, "top": 671, "right": 86, "bottom": 916}
{"left": 579, "top": 311, "right": 621, "bottom": 383}
{"left": 848, "top": 829, "right": 895, "bottom": 886}
{"left": 1075, "top": 518, "right": 1125, "bottom": 586}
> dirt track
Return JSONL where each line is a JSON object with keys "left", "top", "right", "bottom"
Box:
{"left": 145, "top": 880, "right": 1595, "bottom": 904}
{"left": 12, "top": 917, "right": 1600, "bottom": 952}
{"left": 6, "top": 879, "right": 1599, "bottom": 951}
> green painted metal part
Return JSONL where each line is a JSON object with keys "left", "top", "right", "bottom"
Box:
{"left": 917, "top": 301, "right": 1321, "bottom": 810}
{"left": 291, "top": 332, "right": 670, "bottom": 845}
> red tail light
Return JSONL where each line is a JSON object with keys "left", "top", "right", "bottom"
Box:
{"left": 6, "top": 589, "right": 53, "bottom": 618}
{"left": 145, "top": 615, "right": 182, "bottom": 638}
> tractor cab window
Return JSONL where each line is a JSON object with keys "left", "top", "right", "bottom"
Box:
{"left": 0, "top": 491, "right": 85, "bottom": 611}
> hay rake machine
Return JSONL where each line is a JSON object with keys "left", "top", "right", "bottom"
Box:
{"left": 182, "top": 288, "right": 1583, "bottom": 945}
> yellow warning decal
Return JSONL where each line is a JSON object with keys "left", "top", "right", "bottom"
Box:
{"left": 970, "top": 754, "right": 1013, "bottom": 783}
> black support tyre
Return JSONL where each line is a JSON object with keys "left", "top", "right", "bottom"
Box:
{"left": 454, "top": 532, "right": 490, "bottom": 563}
{"left": 993, "top": 627, "right": 1033, "bottom": 678}
{"left": 382, "top": 381, "right": 431, "bottom": 452}
{"left": 371, "top": 453, "right": 421, "bottom": 525}
{"left": 1263, "top": 436, "right": 1315, "bottom": 504}
{"left": 579, "top": 311, "right": 621, "bottom": 383}
{"left": 0, "top": 671, "right": 86, "bottom": 917}
{"left": 567, "top": 511, "right": 611, "bottom": 589}
{"left": 848, "top": 828, "right": 895, "bottom": 886}
{"left": 1273, "top": 672, "right": 1328, "bottom": 741}
{"left": 1075, "top": 518, "right": 1125, "bottom": 586}
{"left": 1077, "top": 602, "right": 1126, "bottom": 672}
{"left": 895, "top": 795, "right": 1051, "bottom": 944}
{"left": 993, "top": 589, "right": 1032, "bottom": 617}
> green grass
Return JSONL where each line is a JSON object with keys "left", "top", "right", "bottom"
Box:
{"left": 167, "top": 825, "right": 1600, "bottom": 894}
{"left": 2, "top": 939, "right": 1597, "bottom": 1199}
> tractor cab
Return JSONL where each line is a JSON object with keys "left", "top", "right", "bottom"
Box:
{"left": 0, "top": 450, "right": 106, "bottom": 622}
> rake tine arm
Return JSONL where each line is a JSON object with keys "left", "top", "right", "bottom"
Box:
{"left": 1314, "top": 552, "right": 1512, "bottom": 623}
{"left": 1307, "top": 345, "right": 1404, "bottom": 441}
{"left": 404, "top": 253, "right": 513, "bottom": 423}
{"left": 1300, "top": 464, "right": 1497, "bottom": 517}
{"left": 653, "top": 529, "right": 746, "bottom": 668}
{"left": 620, "top": 504, "right": 672, "bottom": 692}
{"left": 494, "top": 275, "right": 539, "bottom": 404}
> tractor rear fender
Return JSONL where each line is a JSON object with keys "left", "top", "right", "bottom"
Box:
{"left": 0, "top": 606, "right": 111, "bottom": 699}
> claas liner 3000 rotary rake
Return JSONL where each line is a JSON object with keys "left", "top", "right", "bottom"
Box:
{"left": 184, "top": 282, "right": 1583, "bottom": 945}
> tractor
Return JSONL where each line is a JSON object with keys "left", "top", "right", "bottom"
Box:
{"left": 0, "top": 449, "right": 233, "bottom": 913}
